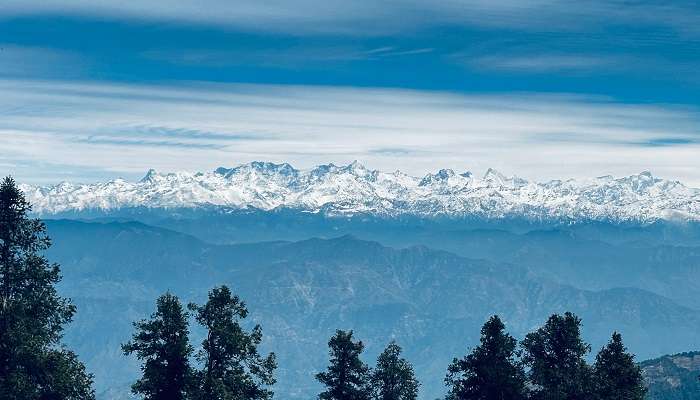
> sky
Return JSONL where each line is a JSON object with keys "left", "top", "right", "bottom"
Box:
{"left": 1, "top": 1, "right": 700, "bottom": 185}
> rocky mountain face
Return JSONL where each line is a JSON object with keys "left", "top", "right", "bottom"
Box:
{"left": 642, "top": 351, "right": 700, "bottom": 400}
{"left": 20, "top": 161, "right": 700, "bottom": 222}
{"left": 44, "top": 220, "right": 700, "bottom": 400}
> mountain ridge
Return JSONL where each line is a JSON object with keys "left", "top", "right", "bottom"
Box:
{"left": 42, "top": 219, "right": 700, "bottom": 399}
{"left": 641, "top": 351, "right": 700, "bottom": 399}
{"left": 20, "top": 161, "right": 700, "bottom": 223}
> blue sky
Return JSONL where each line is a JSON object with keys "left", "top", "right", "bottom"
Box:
{"left": 2, "top": 1, "right": 700, "bottom": 185}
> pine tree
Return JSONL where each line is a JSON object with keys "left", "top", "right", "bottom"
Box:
{"left": 0, "top": 176, "right": 94, "bottom": 400}
{"left": 521, "top": 312, "right": 592, "bottom": 400}
{"left": 123, "top": 292, "right": 193, "bottom": 400}
{"left": 445, "top": 315, "right": 527, "bottom": 400}
{"left": 370, "top": 341, "right": 419, "bottom": 400}
{"left": 316, "top": 330, "right": 371, "bottom": 400}
{"left": 592, "top": 332, "right": 646, "bottom": 400}
{"left": 189, "top": 285, "right": 276, "bottom": 400}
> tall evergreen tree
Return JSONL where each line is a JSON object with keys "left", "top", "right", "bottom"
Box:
{"left": 123, "top": 292, "right": 193, "bottom": 400}
{"left": 521, "top": 312, "right": 592, "bottom": 400}
{"left": 445, "top": 315, "right": 527, "bottom": 400}
{"left": 592, "top": 332, "right": 646, "bottom": 400}
{"left": 316, "top": 330, "right": 371, "bottom": 400}
{"left": 189, "top": 286, "right": 276, "bottom": 400}
{"left": 370, "top": 341, "right": 419, "bottom": 400}
{"left": 0, "top": 176, "right": 94, "bottom": 400}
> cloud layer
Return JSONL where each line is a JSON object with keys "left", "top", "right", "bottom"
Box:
{"left": 1, "top": 79, "right": 699, "bottom": 185}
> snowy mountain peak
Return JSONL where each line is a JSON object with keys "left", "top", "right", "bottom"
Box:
{"left": 482, "top": 168, "right": 511, "bottom": 186}
{"left": 419, "top": 169, "right": 456, "bottom": 186}
{"left": 140, "top": 168, "right": 161, "bottom": 183}
{"left": 460, "top": 171, "right": 473, "bottom": 179}
{"left": 18, "top": 162, "right": 700, "bottom": 223}
{"left": 214, "top": 167, "right": 230, "bottom": 176}
{"left": 483, "top": 167, "right": 505, "bottom": 181}
{"left": 482, "top": 168, "right": 527, "bottom": 188}
{"left": 347, "top": 160, "right": 366, "bottom": 171}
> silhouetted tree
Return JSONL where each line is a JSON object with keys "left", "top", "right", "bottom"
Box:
{"left": 370, "top": 341, "right": 419, "bottom": 400}
{"left": 189, "top": 286, "right": 276, "bottom": 400}
{"left": 0, "top": 176, "right": 94, "bottom": 400}
{"left": 592, "top": 332, "right": 646, "bottom": 400}
{"left": 123, "top": 292, "right": 193, "bottom": 400}
{"left": 445, "top": 315, "right": 527, "bottom": 400}
{"left": 521, "top": 312, "right": 592, "bottom": 400}
{"left": 317, "top": 330, "right": 371, "bottom": 400}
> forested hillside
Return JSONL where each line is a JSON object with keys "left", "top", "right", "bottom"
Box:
{"left": 642, "top": 352, "right": 700, "bottom": 400}
{"left": 43, "top": 219, "right": 700, "bottom": 399}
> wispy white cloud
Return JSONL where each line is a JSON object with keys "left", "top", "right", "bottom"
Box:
{"left": 365, "top": 47, "right": 434, "bottom": 57}
{"left": 100, "top": 124, "right": 268, "bottom": 141}
{"left": 78, "top": 136, "right": 225, "bottom": 149}
{"left": 142, "top": 45, "right": 435, "bottom": 68}
{"left": 467, "top": 54, "right": 624, "bottom": 72}
{"left": 457, "top": 49, "right": 700, "bottom": 80}
{"left": 1, "top": 78, "right": 700, "bottom": 185}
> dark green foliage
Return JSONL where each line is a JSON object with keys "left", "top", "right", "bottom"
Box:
{"left": 445, "top": 315, "right": 527, "bottom": 400}
{"left": 189, "top": 285, "right": 277, "bottom": 400}
{"left": 521, "top": 312, "right": 592, "bottom": 400}
{"left": 37, "top": 349, "right": 95, "bottom": 400}
{"left": 316, "top": 330, "right": 371, "bottom": 400}
{"left": 370, "top": 341, "right": 419, "bottom": 400}
{"left": 0, "top": 176, "right": 94, "bottom": 400}
{"left": 123, "top": 292, "right": 193, "bottom": 400}
{"left": 592, "top": 332, "right": 646, "bottom": 400}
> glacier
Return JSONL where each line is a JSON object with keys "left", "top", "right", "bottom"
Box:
{"left": 19, "top": 161, "right": 700, "bottom": 223}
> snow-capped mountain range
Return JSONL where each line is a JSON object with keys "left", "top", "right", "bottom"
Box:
{"left": 19, "top": 161, "right": 700, "bottom": 223}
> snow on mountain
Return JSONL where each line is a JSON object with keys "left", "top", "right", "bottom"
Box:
{"left": 18, "top": 162, "right": 700, "bottom": 223}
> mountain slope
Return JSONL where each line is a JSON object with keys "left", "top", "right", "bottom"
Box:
{"left": 68, "top": 212, "right": 700, "bottom": 309}
{"left": 642, "top": 351, "right": 700, "bottom": 400}
{"left": 44, "top": 220, "right": 700, "bottom": 400}
{"left": 22, "top": 161, "right": 700, "bottom": 223}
